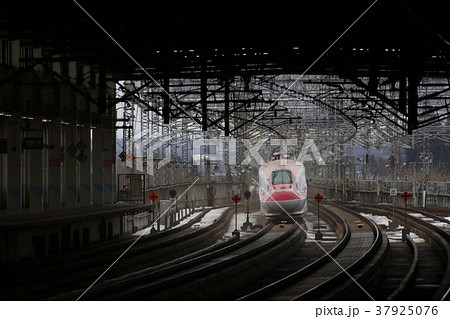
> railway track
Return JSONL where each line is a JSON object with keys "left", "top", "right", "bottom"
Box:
{"left": 351, "top": 202, "right": 450, "bottom": 300}
{"left": 54, "top": 219, "right": 305, "bottom": 300}
{"left": 7, "top": 199, "right": 448, "bottom": 301}
{"left": 227, "top": 206, "right": 345, "bottom": 299}
{"left": 0, "top": 206, "right": 235, "bottom": 300}
{"left": 239, "top": 202, "right": 387, "bottom": 301}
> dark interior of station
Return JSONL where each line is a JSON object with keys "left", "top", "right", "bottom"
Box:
{"left": 1, "top": 0, "right": 450, "bottom": 303}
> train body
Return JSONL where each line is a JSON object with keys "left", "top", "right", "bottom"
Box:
{"left": 258, "top": 159, "right": 307, "bottom": 222}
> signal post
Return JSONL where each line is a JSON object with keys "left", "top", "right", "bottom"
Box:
{"left": 242, "top": 190, "right": 252, "bottom": 230}
{"left": 232, "top": 194, "right": 241, "bottom": 240}
{"left": 314, "top": 193, "right": 323, "bottom": 240}
{"left": 401, "top": 192, "right": 411, "bottom": 240}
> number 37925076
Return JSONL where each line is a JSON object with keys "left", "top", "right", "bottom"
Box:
{"left": 376, "top": 306, "right": 438, "bottom": 316}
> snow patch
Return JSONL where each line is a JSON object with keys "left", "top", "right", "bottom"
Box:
{"left": 192, "top": 207, "right": 229, "bottom": 229}
{"left": 407, "top": 213, "right": 425, "bottom": 218}
{"left": 133, "top": 208, "right": 207, "bottom": 236}
{"left": 432, "top": 222, "right": 450, "bottom": 229}
{"left": 386, "top": 230, "right": 426, "bottom": 243}
{"left": 359, "top": 213, "right": 391, "bottom": 227}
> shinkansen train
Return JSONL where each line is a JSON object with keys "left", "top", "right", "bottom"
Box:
{"left": 258, "top": 159, "right": 307, "bottom": 222}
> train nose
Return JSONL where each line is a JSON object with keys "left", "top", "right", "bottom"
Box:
{"left": 269, "top": 190, "right": 300, "bottom": 202}
{"left": 267, "top": 199, "right": 301, "bottom": 212}
{"left": 267, "top": 191, "right": 302, "bottom": 213}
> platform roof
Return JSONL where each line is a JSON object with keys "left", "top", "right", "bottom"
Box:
{"left": 1, "top": 0, "right": 450, "bottom": 138}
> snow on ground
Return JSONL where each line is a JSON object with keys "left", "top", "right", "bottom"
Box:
{"left": 359, "top": 212, "right": 427, "bottom": 243}
{"left": 359, "top": 213, "right": 391, "bottom": 227}
{"left": 406, "top": 212, "right": 450, "bottom": 231}
{"left": 432, "top": 222, "right": 450, "bottom": 229}
{"left": 407, "top": 213, "right": 425, "bottom": 218}
{"left": 222, "top": 209, "right": 266, "bottom": 240}
{"left": 133, "top": 224, "right": 165, "bottom": 236}
{"left": 445, "top": 216, "right": 450, "bottom": 222}
{"left": 133, "top": 208, "right": 203, "bottom": 236}
{"left": 386, "top": 230, "right": 426, "bottom": 244}
{"left": 409, "top": 232, "right": 427, "bottom": 243}
{"left": 192, "top": 207, "right": 229, "bottom": 229}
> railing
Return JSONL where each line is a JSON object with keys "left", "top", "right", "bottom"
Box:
{"left": 311, "top": 178, "right": 450, "bottom": 208}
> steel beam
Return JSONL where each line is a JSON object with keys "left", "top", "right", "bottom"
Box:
{"left": 224, "top": 78, "right": 230, "bottom": 136}
{"left": 408, "top": 71, "right": 419, "bottom": 134}
{"left": 163, "top": 76, "right": 170, "bottom": 124}
{"left": 201, "top": 64, "right": 207, "bottom": 132}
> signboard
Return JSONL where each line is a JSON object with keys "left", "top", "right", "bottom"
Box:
{"left": 169, "top": 189, "right": 177, "bottom": 198}
{"left": 76, "top": 152, "right": 88, "bottom": 163}
{"left": 23, "top": 137, "right": 43, "bottom": 149}
{"left": 232, "top": 195, "right": 241, "bottom": 203}
{"left": 245, "top": 199, "right": 251, "bottom": 207}
{"left": 118, "top": 151, "right": 127, "bottom": 161}
{"left": 149, "top": 192, "right": 158, "bottom": 202}
{"left": 390, "top": 188, "right": 397, "bottom": 196}
{"left": 243, "top": 190, "right": 252, "bottom": 199}
{"left": 401, "top": 192, "right": 411, "bottom": 201}
{"left": 314, "top": 193, "right": 323, "bottom": 203}
{"left": 76, "top": 140, "right": 87, "bottom": 151}
{"left": 67, "top": 144, "right": 77, "bottom": 156}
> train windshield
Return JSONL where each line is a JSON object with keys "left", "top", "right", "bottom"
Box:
{"left": 272, "top": 169, "right": 293, "bottom": 184}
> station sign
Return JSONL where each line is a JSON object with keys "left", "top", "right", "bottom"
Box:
{"left": 232, "top": 195, "right": 241, "bottom": 203}
{"left": 243, "top": 190, "right": 251, "bottom": 199}
{"left": 23, "top": 137, "right": 43, "bottom": 149}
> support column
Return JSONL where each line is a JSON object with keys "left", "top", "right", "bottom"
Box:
{"left": 78, "top": 122, "right": 91, "bottom": 207}
{"left": 92, "top": 124, "right": 103, "bottom": 206}
{"left": 7, "top": 114, "right": 22, "bottom": 214}
{"left": 63, "top": 122, "right": 77, "bottom": 209}
{"left": 47, "top": 118, "right": 63, "bottom": 211}
{"left": 98, "top": 64, "right": 106, "bottom": 114}
{"left": 103, "top": 118, "right": 114, "bottom": 204}
{"left": 1, "top": 123, "right": 7, "bottom": 210}
{"left": 28, "top": 117, "right": 44, "bottom": 214}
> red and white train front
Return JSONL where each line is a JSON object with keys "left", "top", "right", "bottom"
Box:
{"left": 258, "top": 160, "right": 307, "bottom": 221}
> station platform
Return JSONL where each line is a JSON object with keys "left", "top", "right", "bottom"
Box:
{"left": 0, "top": 203, "right": 149, "bottom": 230}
